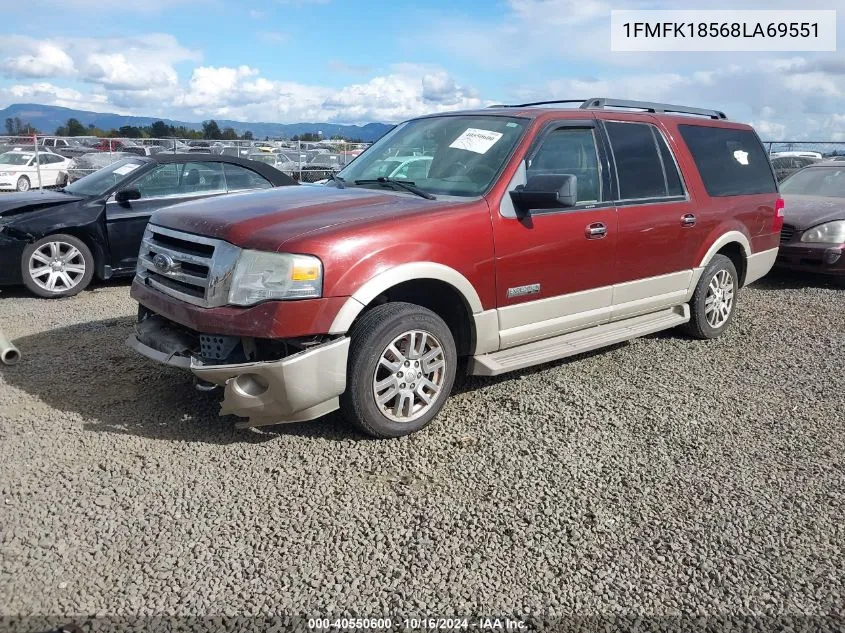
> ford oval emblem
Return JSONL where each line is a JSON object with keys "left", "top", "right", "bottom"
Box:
{"left": 153, "top": 253, "right": 176, "bottom": 273}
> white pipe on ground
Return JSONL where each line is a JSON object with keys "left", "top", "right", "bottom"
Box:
{"left": 0, "top": 327, "right": 21, "bottom": 365}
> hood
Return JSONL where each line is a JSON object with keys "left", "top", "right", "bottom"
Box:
{"left": 782, "top": 195, "right": 845, "bottom": 229}
{"left": 0, "top": 190, "right": 84, "bottom": 219}
{"left": 151, "top": 185, "right": 459, "bottom": 251}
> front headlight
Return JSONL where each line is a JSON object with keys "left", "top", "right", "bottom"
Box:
{"left": 0, "top": 172, "right": 16, "bottom": 177}
{"left": 800, "top": 220, "right": 845, "bottom": 244}
{"left": 228, "top": 251, "right": 322, "bottom": 306}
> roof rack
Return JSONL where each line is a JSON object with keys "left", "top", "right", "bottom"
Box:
{"left": 580, "top": 97, "right": 727, "bottom": 120}
{"left": 488, "top": 97, "right": 727, "bottom": 120}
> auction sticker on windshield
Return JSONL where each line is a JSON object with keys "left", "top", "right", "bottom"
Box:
{"left": 113, "top": 163, "right": 142, "bottom": 176}
{"left": 449, "top": 128, "right": 503, "bottom": 154}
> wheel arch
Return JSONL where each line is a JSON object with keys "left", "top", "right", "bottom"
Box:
{"left": 328, "top": 263, "right": 490, "bottom": 356}
{"left": 697, "top": 230, "right": 750, "bottom": 285}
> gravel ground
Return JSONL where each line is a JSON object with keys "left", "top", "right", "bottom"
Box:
{"left": 0, "top": 272, "right": 843, "bottom": 631}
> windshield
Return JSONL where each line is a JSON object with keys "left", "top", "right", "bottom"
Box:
{"left": 781, "top": 168, "right": 845, "bottom": 198}
{"left": 64, "top": 158, "right": 147, "bottom": 197}
{"left": 338, "top": 115, "right": 528, "bottom": 197}
{"left": 0, "top": 153, "right": 33, "bottom": 166}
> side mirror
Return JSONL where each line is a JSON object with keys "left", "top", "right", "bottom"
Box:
{"left": 115, "top": 188, "right": 141, "bottom": 203}
{"left": 509, "top": 174, "right": 578, "bottom": 217}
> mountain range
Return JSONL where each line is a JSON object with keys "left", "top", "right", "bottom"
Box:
{"left": 0, "top": 103, "right": 394, "bottom": 142}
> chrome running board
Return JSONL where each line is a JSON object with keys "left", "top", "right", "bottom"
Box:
{"left": 470, "top": 305, "right": 690, "bottom": 376}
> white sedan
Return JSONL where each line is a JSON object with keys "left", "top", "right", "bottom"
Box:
{"left": 0, "top": 150, "right": 71, "bottom": 192}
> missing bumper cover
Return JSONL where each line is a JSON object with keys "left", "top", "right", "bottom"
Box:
{"left": 127, "top": 316, "right": 351, "bottom": 428}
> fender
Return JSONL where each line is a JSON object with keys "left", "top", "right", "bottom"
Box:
{"left": 328, "top": 261, "right": 484, "bottom": 334}
{"left": 697, "top": 230, "right": 751, "bottom": 268}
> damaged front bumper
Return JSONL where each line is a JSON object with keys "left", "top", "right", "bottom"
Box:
{"left": 126, "top": 317, "right": 350, "bottom": 428}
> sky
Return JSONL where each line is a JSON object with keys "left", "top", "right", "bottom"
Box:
{"left": 1, "top": 0, "right": 844, "bottom": 140}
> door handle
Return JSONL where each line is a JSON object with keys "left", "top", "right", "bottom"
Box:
{"left": 585, "top": 222, "right": 607, "bottom": 239}
{"left": 681, "top": 213, "right": 697, "bottom": 227}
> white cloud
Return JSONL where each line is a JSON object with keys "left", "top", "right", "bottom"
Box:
{"left": 173, "top": 63, "right": 485, "bottom": 122}
{"left": 0, "top": 34, "right": 200, "bottom": 93}
{"left": 0, "top": 82, "right": 109, "bottom": 112}
{"left": 83, "top": 53, "right": 180, "bottom": 90}
{"left": 175, "top": 65, "right": 260, "bottom": 109}
{"left": 1, "top": 42, "right": 75, "bottom": 78}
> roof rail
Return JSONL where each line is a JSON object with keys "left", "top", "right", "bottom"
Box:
{"left": 487, "top": 99, "right": 586, "bottom": 108}
{"left": 488, "top": 97, "right": 727, "bottom": 119}
{"left": 580, "top": 97, "right": 727, "bottom": 120}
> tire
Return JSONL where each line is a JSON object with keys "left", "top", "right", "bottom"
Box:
{"left": 683, "top": 254, "right": 739, "bottom": 340}
{"left": 340, "top": 302, "right": 457, "bottom": 438}
{"left": 21, "top": 234, "right": 95, "bottom": 298}
{"left": 16, "top": 176, "right": 30, "bottom": 192}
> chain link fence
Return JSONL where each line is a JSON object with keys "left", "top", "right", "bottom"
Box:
{"left": 4, "top": 134, "right": 843, "bottom": 193}
{"left": 0, "top": 135, "right": 370, "bottom": 189}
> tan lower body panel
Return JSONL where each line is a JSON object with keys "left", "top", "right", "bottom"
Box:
{"left": 744, "top": 247, "right": 779, "bottom": 286}
{"left": 497, "top": 270, "right": 694, "bottom": 349}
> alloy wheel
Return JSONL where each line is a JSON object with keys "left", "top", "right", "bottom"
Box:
{"left": 28, "top": 241, "right": 87, "bottom": 294}
{"left": 372, "top": 329, "right": 446, "bottom": 423}
{"left": 704, "top": 269, "right": 734, "bottom": 329}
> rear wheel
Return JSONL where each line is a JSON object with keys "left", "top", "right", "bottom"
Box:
{"left": 340, "top": 302, "right": 457, "bottom": 438}
{"left": 16, "top": 176, "right": 30, "bottom": 192}
{"left": 684, "top": 254, "right": 738, "bottom": 339}
{"left": 21, "top": 234, "right": 94, "bottom": 298}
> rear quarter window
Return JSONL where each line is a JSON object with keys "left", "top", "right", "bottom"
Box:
{"left": 678, "top": 125, "right": 776, "bottom": 197}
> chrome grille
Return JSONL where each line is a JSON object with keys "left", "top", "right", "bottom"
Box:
{"left": 780, "top": 224, "right": 796, "bottom": 244}
{"left": 136, "top": 225, "right": 241, "bottom": 307}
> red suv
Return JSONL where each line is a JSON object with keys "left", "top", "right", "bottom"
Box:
{"left": 128, "top": 98, "right": 782, "bottom": 438}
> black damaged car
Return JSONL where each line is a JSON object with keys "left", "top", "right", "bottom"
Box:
{"left": 0, "top": 154, "right": 296, "bottom": 298}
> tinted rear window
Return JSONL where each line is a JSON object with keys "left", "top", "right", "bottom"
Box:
{"left": 678, "top": 125, "right": 776, "bottom": 197}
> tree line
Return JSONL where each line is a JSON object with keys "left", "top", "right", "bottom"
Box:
{"left": 50, "top": 117, "right": 255, "bottom": 141}
{"left": 4, "top": 117, "right": 38, "bottom": 135}
{"left": 6, "top": 116, "right": 364, "bottom": 143}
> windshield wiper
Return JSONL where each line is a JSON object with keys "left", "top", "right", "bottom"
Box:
{"left": 354, "top": 177, "right": 436, "bottom": 200}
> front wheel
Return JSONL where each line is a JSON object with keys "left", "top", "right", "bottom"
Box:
{"left": 340, "top": 302, "right": 457, "bottom": 438}
{"left": 21, "top": 234, "right": 95, "bottom": 298}
{"left": 684, "top": 254, "right": 738, "bottom": 339}
{"left": 16, "top": 176, "right": 30, "bottom": 192}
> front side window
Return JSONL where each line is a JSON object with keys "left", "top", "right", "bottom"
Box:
{"left": 527, "top": 127, "right": 601, "bottom": 204}
{"left": 223, "top": 163, "right": 272, "bottom": 191}
{"left": 606, "top": 121, "right": 672, "bottom": 200}
{"left": 338, "top": 115, "right": 528, "bottom": 197}
{"left": 130, "top": 163, "right": 181, "bottom": 198}
{"left": 678, "top": 124, "right": 776, "bottom": 197}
